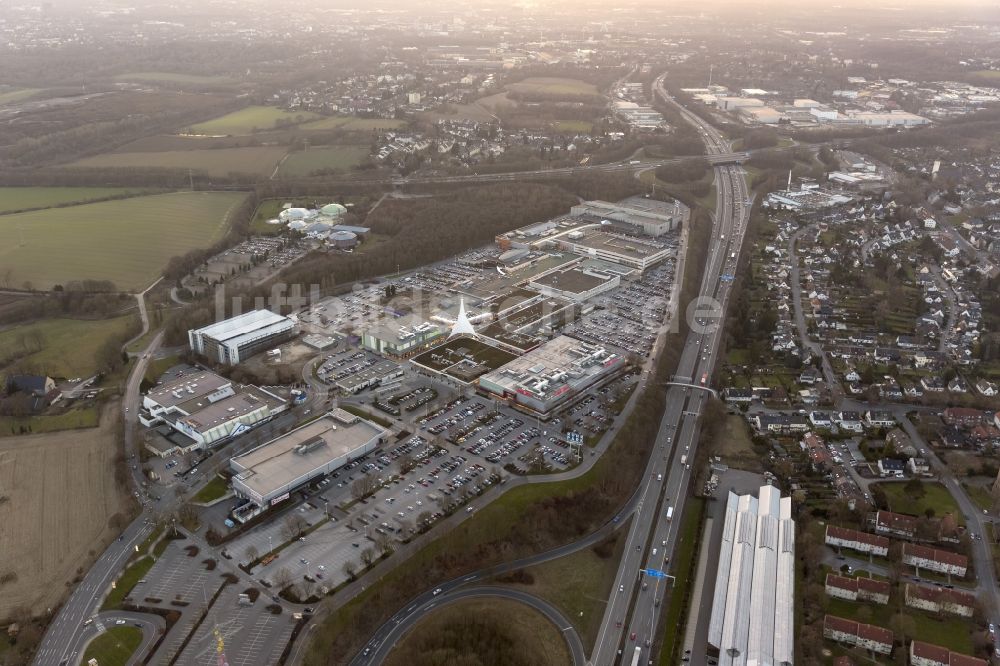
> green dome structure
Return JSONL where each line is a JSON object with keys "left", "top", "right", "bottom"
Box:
{"left": 320, "top": 203, "right": 347, "bottom": 218}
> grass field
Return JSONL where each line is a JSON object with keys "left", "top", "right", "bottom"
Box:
{"left": 0, "top": 406, "right": 100, "bottom": 438}
{"left": 70, "top": 146, "right": 287, "bottom": 178}
{"left": 0, "top": 191, "right": 245, "bottom": 291}
{"left": 115, "top": 71, "right": 233, "bottom": 85}
{"left": 0, "top": 405, "right": 129, "bottom": 617}
{"left": 192, "top": 475, "right": 230, "bottom": 503}
{"left": 0, "top": 187, "right": 160, "bottom": 214}
{"left": 81, "top": 626, "right": 143, "bottom": 666}
{"left": 383, "top": 597, "right": 570, "bottom": 666}
{"left": 300, "top": 116, "right": 408, "bottom": 132}
{"left": 825, "top": 596, "right": 973, "bottom": 654}
{"left": 507, "top": 77, "right": 599, "bottom": 97}
{"left": 509, "top": 531, "right": 625, "bottom": 650}
{"left": 0, "top": 88, "right": 42, "bottom": 105}
{"left": 188, "top": 106, "right": 321, "bottom": 135}
{"left": 711, "top": 415, "right": 764, "bottom": 472}
{"left": 0, "top": 315, "right": 138, "bottom": 379}
{"left": 552, "top": 120, "right": 594, "bottom": 133}
{"left": 875, "top": 481, "right": 964, "bottom": 524}
{"left": 102, "top": 556, "right": 155, "bottom": 611}
{"left": 276, "top": 146, "right": 371, "bottom": 177}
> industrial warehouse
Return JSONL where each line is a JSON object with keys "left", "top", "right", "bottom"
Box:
{"left": 140, "top": 369, "right": 287, "bottom": 456}
{"left": 477, "top": 335, "right": 624, "bottom": 414}
{"left": 229, "top": 408, "right": 386, "bottom": 522}
{"left": 188, "top": 309, "right": 296, "bottom": 365}
{"left": 708, "top": 484, "right": 795, "bottom": 666}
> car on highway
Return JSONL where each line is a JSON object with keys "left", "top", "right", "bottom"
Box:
{"left": 433, "top": 588, "right": 443, "bottom": 596}
{"left": 630, "top": 632, "right": 636, "bottom": 641}
{"left": 115, "top": 619, "right": 126, "bottom": 625}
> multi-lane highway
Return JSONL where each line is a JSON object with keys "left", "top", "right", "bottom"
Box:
{"left": 590, "top": 74, "right": 750, "bottom": 665}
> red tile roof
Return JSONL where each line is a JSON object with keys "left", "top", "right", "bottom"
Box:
{"left": 902, "top": 542, "right": 969, "bottom": 569}
{"left": 825, "top": 524, "right": 891, "bottom": 549}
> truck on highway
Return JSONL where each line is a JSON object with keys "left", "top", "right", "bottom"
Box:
{"left": 680, "top": 455, "right": 688, "bottom": 466}
{"left": 631, "top": 646, "right": 643, "bottom": 666}
{"left": 700, "top": 372, "right": 708, "bottom": 386}
{"left": 666, "top": 506, "right": 674, "bottom": 521}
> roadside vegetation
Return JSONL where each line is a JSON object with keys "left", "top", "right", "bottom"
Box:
{"left": 383, "top": 597, "right": 571, "bottom": 666}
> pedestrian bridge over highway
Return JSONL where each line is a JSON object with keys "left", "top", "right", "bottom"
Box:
{"left": 665, "top": 381, "right": 718, "bottom": 398}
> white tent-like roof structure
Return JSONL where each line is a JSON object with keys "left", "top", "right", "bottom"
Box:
{"left": 449, "top": 298, "right": 477, "bottom": 338}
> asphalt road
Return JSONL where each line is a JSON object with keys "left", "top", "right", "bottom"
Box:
{"left": 364, "top": 586, "right": 586, "bottom": 665}
{"left": 590, "top": 73, "right": 751, "bottom": 666}
{"left": 74, "top": 611, "right": 165, "bottom": 666}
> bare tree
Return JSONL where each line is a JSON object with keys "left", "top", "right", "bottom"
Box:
{"left": 351, "top": 472, "right": 379, "bottom": 500}
{"left": 244, "top": 545, "right": 259, "bottom": 563}
{"left": 360, "top": 547, "right": 376, "bottom": 567}
{"left": 374, "top": 532, "right": 394, "bottom": 556}
{"left": 398, "top": 453, "right": 417, "bottom": 474}
{"left": 281, "top": 514, "right": 308, "bottom": 541}
{"left": 273, "top": 567, "right": 292, "bottom": 590}
{"left": 342, "top": 560, "right": 357, "bottom": 581}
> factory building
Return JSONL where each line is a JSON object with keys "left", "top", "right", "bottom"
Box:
{"left": 140, "top": 370, "right": 287, "bottom": 454}
{"left": 707, "top": 485, "right": 795, "bottom": 666}
{"left": 188, "top": 309, "right": 296, "bottom": 365}
{"left": 229, "top": 408, "right": 386, "bottom": 522}
{"left": 478, "top": 335, "right": 623, "bottom": 415}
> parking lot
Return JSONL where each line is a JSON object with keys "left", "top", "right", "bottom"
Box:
{"left": 565, "top": 262, "right": 675, "bottom": 357}
{"left": 173, "top": 586, "right": 294, "bottom": 666}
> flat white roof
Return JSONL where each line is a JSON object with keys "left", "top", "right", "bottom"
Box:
{"left": 231, "top": 410, "right": 384, "bottom": 499}
{"left": 192, "top": 309, "right": 293, "bottom": 347}
{"left": 708, "top": 485, "right": 795, "bottom": 666}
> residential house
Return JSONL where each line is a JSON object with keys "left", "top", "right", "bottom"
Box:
{"left": 877, "top": 459, "right": 907, "bottom": 478}
{"left": 823, "top": 615, "right": 893, "bottom": 655}
{"left": 835, "top": 411, "right": 865, "bottom": 433}
{"left": 939, "top": 427, "right": 968, "bottom": 449}
{"left": 910, "top": 640, "right": 987, "bottom": 666}
{"left": 825, "top": 574, "right": 890, "bottom": 604}
{"left": 809, "top": 411, "right": 833, "bottom": 428}
{"left": 922, "top": 376, "right": 947, "bottom": 393}
{"left": 908, "top": 457, "right": 931, "bottom": 476}
{"left": 975, "top": 379, "right": 997, "bottom": 397}
{"left": 948, "top": 376, "right": 969, "bottom": 393}
{"left": 723, "top": 387, "right": 753, "bottom": 404}
{"left": 2, "top": 373, "right": 57, "bottom": 413}
{"left": 901, "top": 542, "right": 968, "bottom": 577}
{"left": 825, "top": 525, "right": 890, "bottom": 557}
{"left": 903, "top": 584, "right": 977, "bottom": 618}
{"left": 752, "top": 413, "right": 809, "bottom": 434}
{"left": 865, "top": 410, "right": 896, "bottom": 429}
{"left": 886, "top": 428, "right": 918, "bottom": 457}
{"left": 871, "top": 510, "right": 917, "bottom": 538}
{"left": 942, "top": 408, "right": 992, "bottom": 428}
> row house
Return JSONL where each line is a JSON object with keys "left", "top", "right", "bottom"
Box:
{"left": 902, "top": 542, "right": 968, "bottom": 577}
{"left": 871, "top": 510, "right": 918, "bottom": 539}
{"left": 825, "top": 525, "right": 890, "bottom": 557}
{"left": 910, "top": 640, "right": 987, "bottom": 666}
{"left": 825, "top": 573, "right": 891, "bottom": 604}
{"left": 823, "top": 615, "right": 894, "bottom": 655}
{"left": 904, "top": 584, "right": 977, "bottom": 618}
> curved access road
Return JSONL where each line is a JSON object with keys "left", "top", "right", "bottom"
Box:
{"left": 74, "top": 610, "right": 165, "bottom": 666}
{"left": 364, "top": 586, "right": 585, "bottom": 666}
